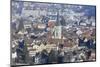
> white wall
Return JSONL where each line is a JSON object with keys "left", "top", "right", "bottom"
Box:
{"left": 0, "top": 0, "right": 100, "bottom": 67}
